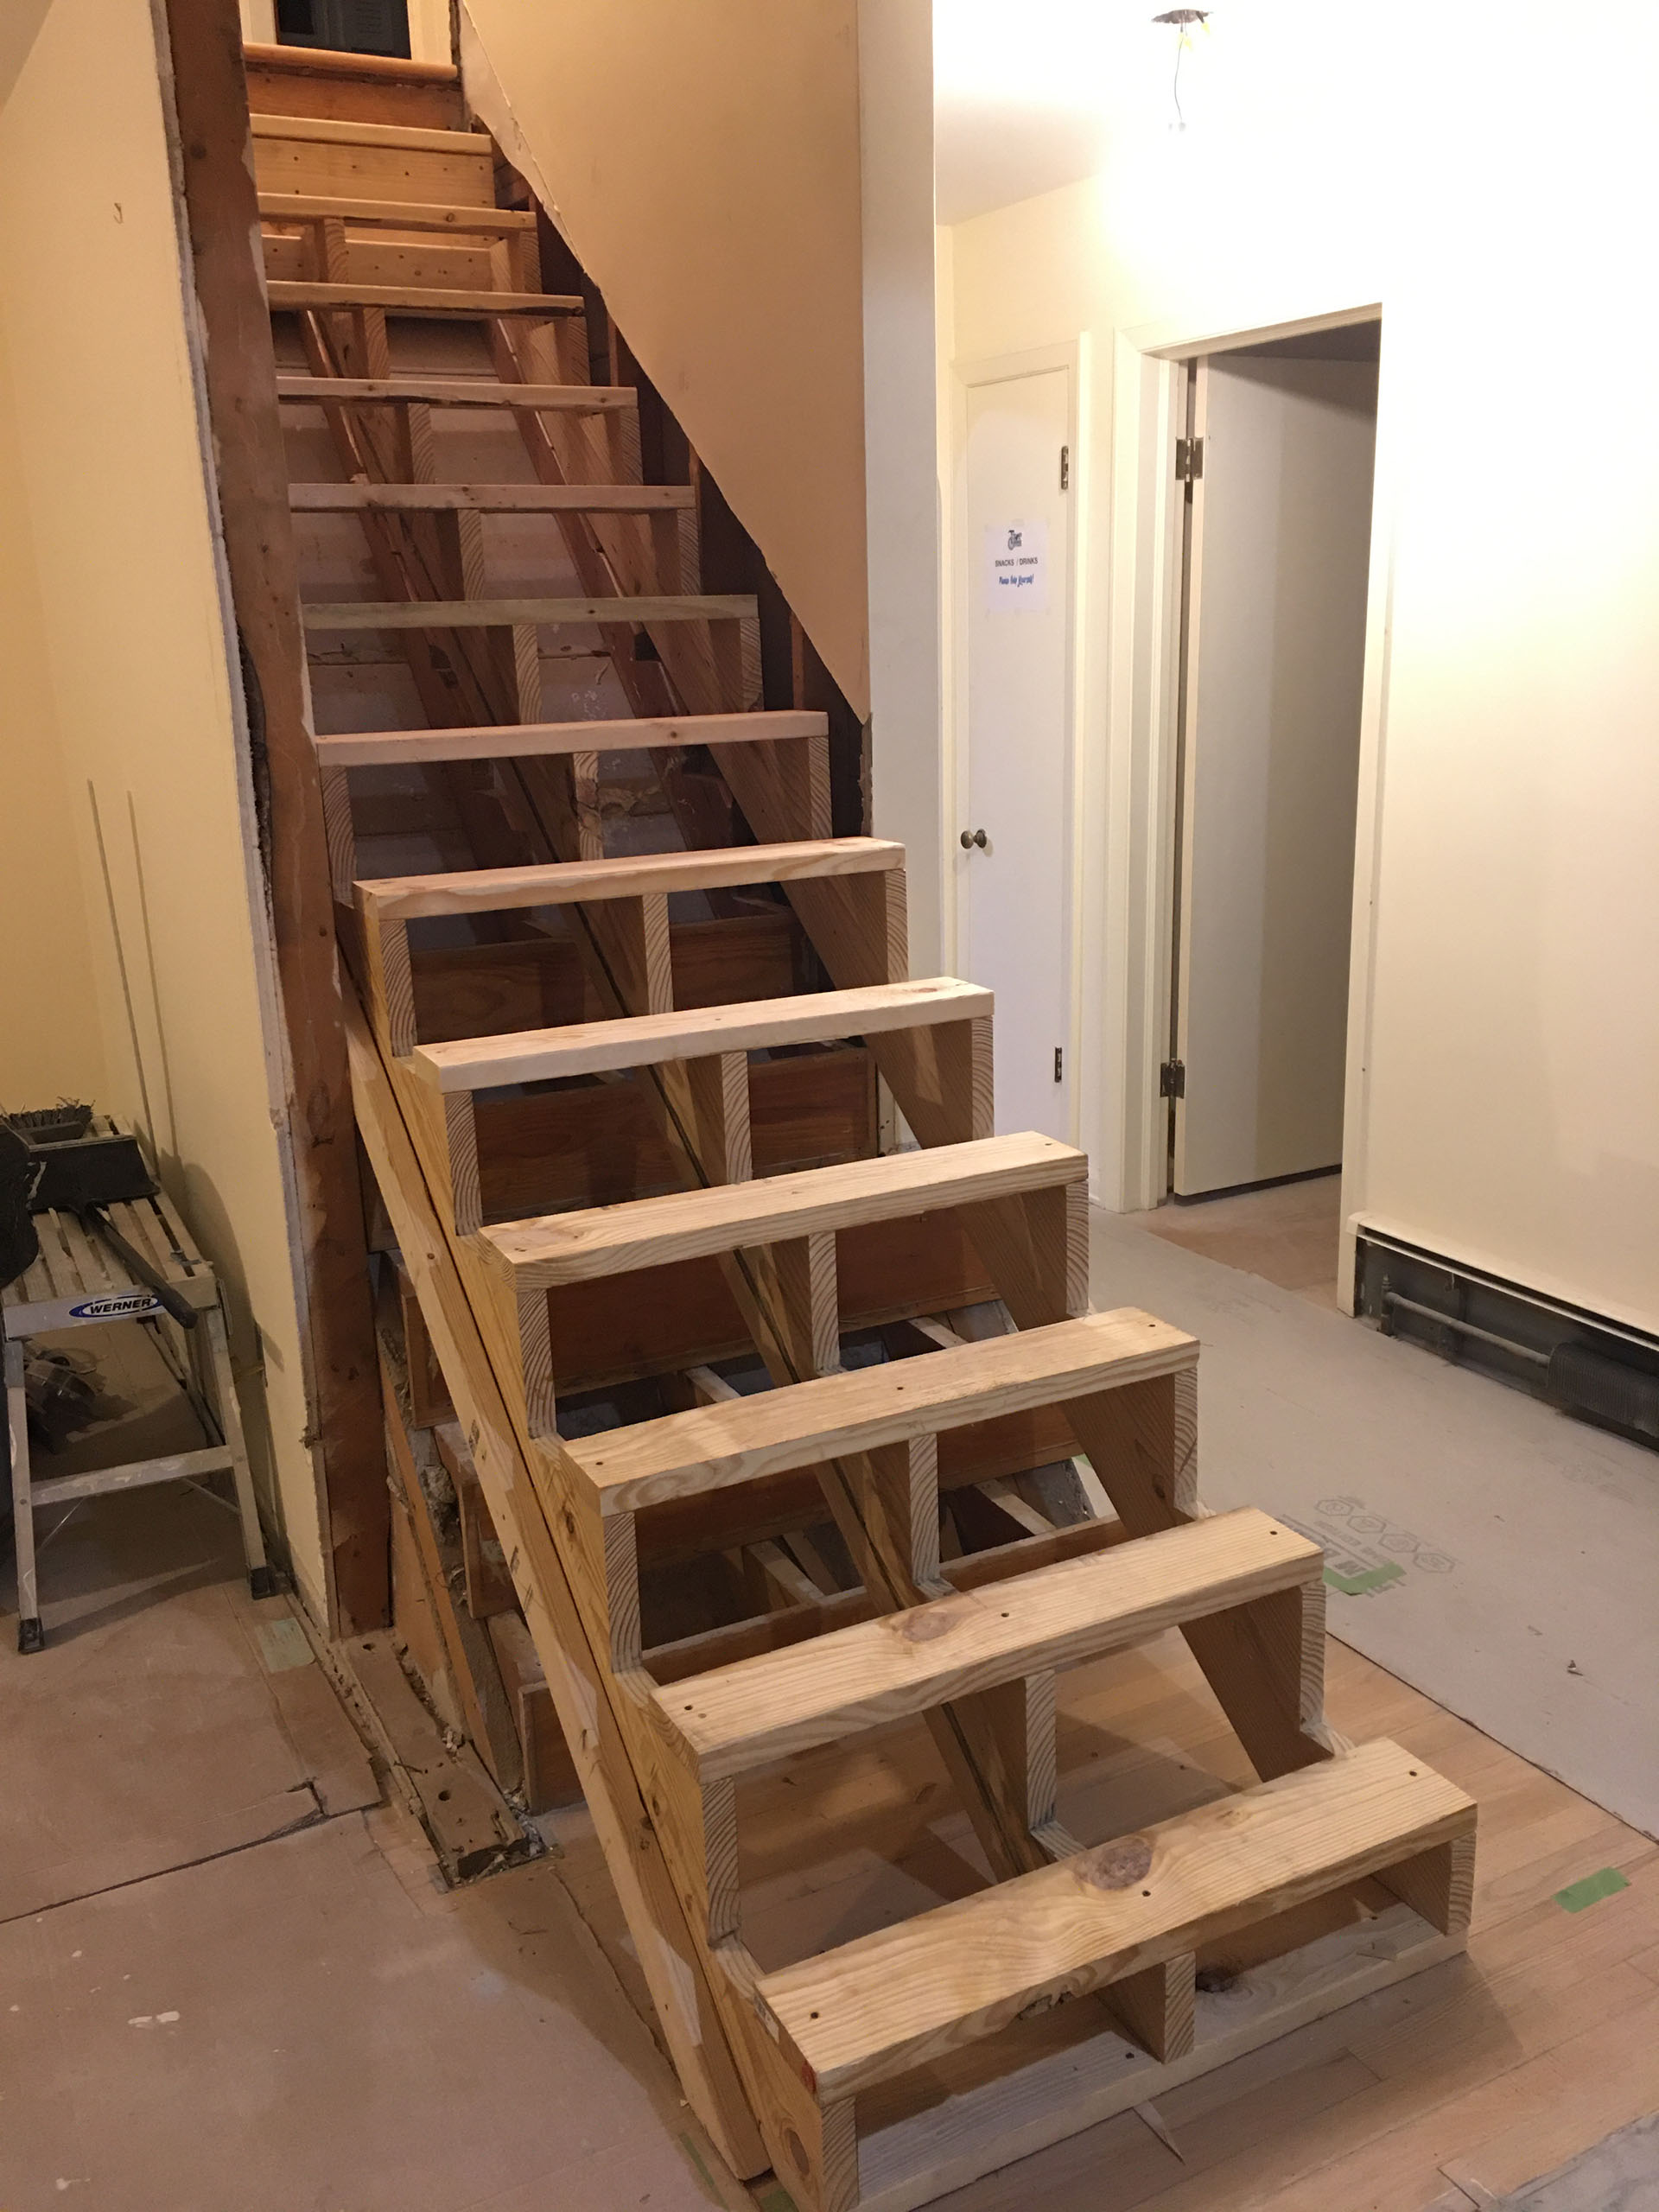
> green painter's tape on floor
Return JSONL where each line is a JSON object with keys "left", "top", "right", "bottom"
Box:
{"left": 753, "top": 2189, "right": 798, "bottom": 2212}
{"left": 253, "top": 1617, "right": 315, "bottom": 1672}
{"left": 1325, "top": 1560, "right": 1406, "bottom": 1597}
{"left": 677, "top": 2133, "right": 719, "bottom": 2193}
{"left": 1553, "top": 1866, "right": 1630, "bottom": 1912}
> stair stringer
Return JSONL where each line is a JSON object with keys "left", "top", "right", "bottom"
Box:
{"left": 346, "top": 983, "right": 768, "bottom": 2179}
{"left": 362, "top": 979, "right": 1008, "bottom": 2210}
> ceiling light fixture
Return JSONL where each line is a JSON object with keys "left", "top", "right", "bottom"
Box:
{"left": 1153, "top": 7, "right": 1210, "bottom": 130}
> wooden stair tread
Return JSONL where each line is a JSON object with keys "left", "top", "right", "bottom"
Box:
{"left": 303, "top": 592, "right": 753, "bottom": 630}
{"left": 658, "top": 1508, "right": 1317, "bottom": 1782}
{"left": 289, "top": 481, "right": 696, "bottom": 512}
{"left": 483, "top": 1130, "right": 1085, "bottom": 1289}
{"left": 412, "top": 976, "right": 991, "bottom": 1092}
{"left": 276, "top": 374, "right": 633, "bottom": 410}
{"left": 244, "top": 41, "right": 459, "bottom": 86}
{"left": 267, "top": 280, "right": 582, "bottom": 317}
{"left": 357, "top": 836, "right": 901, "bottom": 921}
{"left": 251, "top": 110, "right": 489, "bottom": 156}
{"left": 570, "top": 1308, "right": 1191, "bottom": 1513}
{"left": 314, "top": 709, "right": 825, "bottom": 768}
{"left": 756, "top": 1737, "right": 1474, "bottom": 2098}
{"left": 259, "top": 191, "right": 537, "bottom": 232}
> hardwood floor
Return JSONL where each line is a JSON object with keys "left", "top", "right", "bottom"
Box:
{"left": 933, "top": 1635, "right": 1659, "bottom": 2211}
{"left": 544, "top": 1626, "right": 1659, "bottom": 2211}
{"left": 1129, "top": 1173, "right": 1344, "bottom": 1310}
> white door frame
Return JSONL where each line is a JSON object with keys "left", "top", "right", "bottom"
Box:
{"left": 1103, "top": 299, "right": 1392, "bottom": 1309}
{"left": 945, "top": 338, "right": 1085, "bottom": 1141}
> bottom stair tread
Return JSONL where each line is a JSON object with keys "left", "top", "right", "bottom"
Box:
{"left": 754, "top": 1735, "right": 1473, "bottom": 2099}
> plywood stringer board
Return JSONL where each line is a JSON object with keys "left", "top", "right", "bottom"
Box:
{"left": 346, "top": 984, "right": 767, "bottom": 2176}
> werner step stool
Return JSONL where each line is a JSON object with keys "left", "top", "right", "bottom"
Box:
{"left": 3, "top": 1185, "right": 271, "bottom": 1653}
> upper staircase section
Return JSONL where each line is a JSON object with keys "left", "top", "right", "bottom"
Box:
{"left": 245, "top": 41, "right": 467, "bottom": 130}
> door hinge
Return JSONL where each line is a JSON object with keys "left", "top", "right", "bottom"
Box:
{"left": 1059, "top": 443, "right": 1070, "bottom": 491}
{"left": 1175, "top": 435, "right": 1203, "bottom": 484}
{"left": 1053, "top": 1046, "right": 1064, "bottom": 1084}
{"left": 1160, "top": 1058, "right": 1186, "bottom": 1099}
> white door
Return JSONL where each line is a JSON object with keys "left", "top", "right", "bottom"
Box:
{"left": 1173, "top": 353, "right": 1377, "bottom": 1194}
{"left": 959, "top": 366, "right": 1072, "bottom": 1140}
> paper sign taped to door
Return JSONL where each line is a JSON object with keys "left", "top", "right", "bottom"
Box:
{"left": 984, "top": 519, "right": 1049, "bottom": 611}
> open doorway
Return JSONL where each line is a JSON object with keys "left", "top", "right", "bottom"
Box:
{"left": 1163, "top": 319, "right": 1381, "bottom": 1251}
{"left": 274, "top": 0, "right": 411, "bottom": 57}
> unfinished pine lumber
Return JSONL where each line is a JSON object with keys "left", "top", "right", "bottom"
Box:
{"left": 289, "top": 480, "right": 696, "bottom": 512}
{"left": 413, "top": 978, "right": 989, "bottom": 1094}
{"left": 305, "top": 592, "right": 753, "bottom": 629}
{"left": 268, "top": 280, "right": 581, "bottom": 316}
{"left": 260, "top": 190, "right": 537, "bottom": 232}
{"left": 315, "top": 709, "right": 823, "bottom": 768}
{"left": 250, "top": 75, "right": 1481, "bottom": 2206}
{"left": 276, "top": 373, "right": 635, "bottom": 410}
{"left": 758, "top": 1739, "right": 1474, "bottom": 2099}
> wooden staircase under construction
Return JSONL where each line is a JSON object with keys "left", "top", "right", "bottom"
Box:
{"left": 243, "top": 43, "right": 1475, "bottom": 2210}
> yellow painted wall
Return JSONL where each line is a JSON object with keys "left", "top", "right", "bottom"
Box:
{"left": 0, "top": 0, "right": 330, "bottom": 1612}
{"left": 946, "top": 4, "right": 1659, "bottom": 1332}
{"left": 0, "top": 322, "right": 108, "bottom": 1110}
{"left": 460, "top": 0, "right": 872, "bottom": 718}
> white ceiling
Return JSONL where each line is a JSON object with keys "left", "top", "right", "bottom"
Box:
{"left": 933, "top": 0, "right": 1211, "bottom": 226}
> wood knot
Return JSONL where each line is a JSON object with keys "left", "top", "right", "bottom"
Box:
{"left": 1015, "top": 1990, "right": 1065, "bottom": 2023}
{"left": 892, "top": 1593, "right": 977, "bottom": 1643}
{"left": 1075, "top": 1835, "right": 1154, "bottom": 1891}
{"left": 785, "top": 2127, "right": 810, "bottom": 2177}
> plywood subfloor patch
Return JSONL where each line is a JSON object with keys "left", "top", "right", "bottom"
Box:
{"left": 0, "top": 1484, "right": 376, "bottom": 1920}
{"left": 1125, "top": 1173, "right": 1343, "bottom": 1308}
{"left": 550, "top": 1625, "right": 1658, "bottom": 2210}
{"left": 0, "top": 1812, "right": 749, "bottom": 2211}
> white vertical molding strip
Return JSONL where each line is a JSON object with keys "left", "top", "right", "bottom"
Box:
{"left": 405, "top": 0, "right": 454, "bottom": 66}
{"left": 1062, "top": 333, "right": 1096, "bottom": 1164}
{"left": 1338, "top": 322, "right": 1401, "bottom": 1311}
{"left": 858, "top": 0, "right": 943, "bottom": 978}
{"left": 935, "top": 220, "right": 957, "bottom": 976}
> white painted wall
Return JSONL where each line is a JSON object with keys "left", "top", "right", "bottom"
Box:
{"left": 859, "top": 0, "right": 943, "bottom": 975}
{"left": 944, "top": 2, "right": 1659, "bottom": 1335}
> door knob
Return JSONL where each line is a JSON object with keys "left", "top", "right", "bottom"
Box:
{"left": 960, "top": 828, "right": 988, "bottom": 849}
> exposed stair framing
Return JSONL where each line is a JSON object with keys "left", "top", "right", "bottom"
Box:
{"left": 175, "top": 34, "right": 1477, "bottom": 2210}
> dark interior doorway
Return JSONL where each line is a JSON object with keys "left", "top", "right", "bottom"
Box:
{"left": 276, "top": 0, "right": 411, "bottom": 60}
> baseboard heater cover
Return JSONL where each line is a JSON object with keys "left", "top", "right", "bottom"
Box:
{"left": 1355, "top": 1229, "right": 1659, "bottom": 1452}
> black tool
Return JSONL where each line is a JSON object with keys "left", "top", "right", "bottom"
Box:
{"left": 7, "top": 1110, "right": 199, "bottom": 1331}
{"left": 0, "top": 1120, "right": 39, "bottom": 1292}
